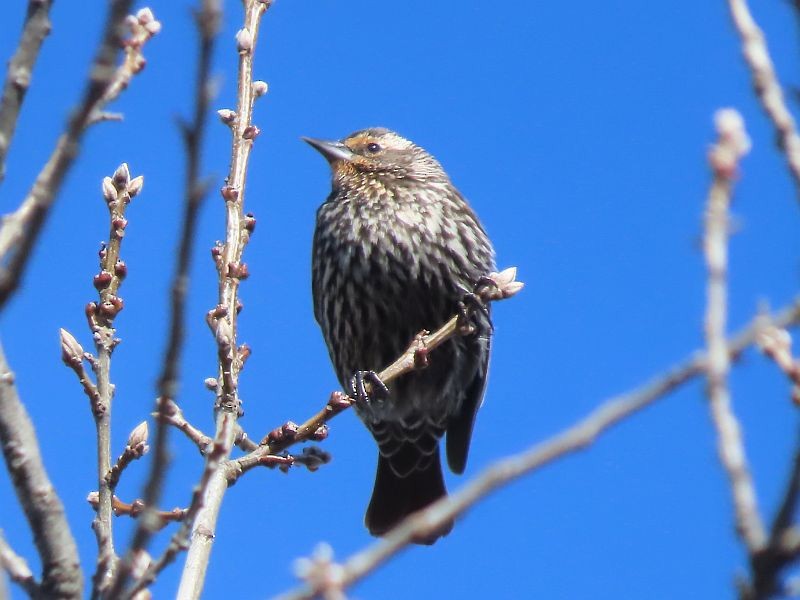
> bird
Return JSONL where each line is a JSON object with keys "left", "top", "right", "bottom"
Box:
{"left": 305, "top": 128, "right": 496, "bottom": 544}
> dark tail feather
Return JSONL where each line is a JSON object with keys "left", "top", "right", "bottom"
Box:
{"left": 365, "top": 449, "right": 453, "bottom": 545}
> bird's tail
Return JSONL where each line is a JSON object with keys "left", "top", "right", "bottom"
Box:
{"left": 365, "top": 447, "right": 453, "bottom": 545}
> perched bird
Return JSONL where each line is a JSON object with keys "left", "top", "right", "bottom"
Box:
{"left": 305, "top": 128, "right": 496, "bottom": 544}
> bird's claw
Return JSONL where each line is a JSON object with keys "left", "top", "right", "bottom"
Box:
{"left": 349, "top": 370, "right": 390, "bottom": 406}
{"left": 458, "top": 290, "right": 491, "bottom": 334}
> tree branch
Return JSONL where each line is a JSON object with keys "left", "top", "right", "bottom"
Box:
{"left": 0, "top": 339, "right": 82, "bottom": 598}
{"left": 166, "top": 2, "right": 272, "bottom": 597}
{"left": 109, "top": 0, "right": 221, "bottom": 596}
{"left": 130, "top": 0, "right": 221, "bottom": 562}
{"left": 727, "top": 0, "right": 800, "bottom": 203}
{"left": 0, "top": 0, "right": 54, "bottom": 182}
{"left": 82, "top": 163, "right": 144, "bottom": 597}
{"left": 703, "top": 109, "right": 766, "bottom": 553}
{"left": 0, "top": 4, "right": 159, "bottom": 312}
{"left": 0, "top": 530, "right": 38, "bottom": 598}
{"left": 275, "top": 297, "right": 800, "bottom": 600}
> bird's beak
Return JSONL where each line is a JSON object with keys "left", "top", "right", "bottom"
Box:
{"left": 302, "top": 137, "right": 355, "bottom": 163}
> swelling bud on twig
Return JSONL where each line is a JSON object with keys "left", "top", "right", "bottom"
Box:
{"left": 60, "top": 328, "right": 85, "bottom": 366}
{"left": 217, "top": 109, "right": 236, "bottom": 125}
{"left": 252, "top": 80, "right": 268, "bottom": 97}
{"left": 236, "top": 28, "right": 253, "bottom": 54}
{"left": 102, "top": 177, "right": 118, "bottom": 202}
{"left": 242, "top": 125, "right": 259, "bottom": 140}
{"left": 113, "top": 163, "right": 131, "bottom": 187}
{"left": 127, "top": 421, "right": 149, "bottom": 451}
{"left": 485, "top": 267, "right": 524, "bottom": 300}
{"left": 709, "top": 108, "right": 751, "bottom": 177}
{"left": 127, "top": 175, "right": 144, "bottom": 198}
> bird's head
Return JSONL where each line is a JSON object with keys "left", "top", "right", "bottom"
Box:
{"left": 303, "top": 128, "right": 446, "bottom": 186}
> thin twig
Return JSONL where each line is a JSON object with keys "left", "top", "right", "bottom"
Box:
{"left": 87, "top": 493, "right": 186, "bottom": 529}
{"left": 226, "top": 268, "right": 523, "bottom": 483}
{"left": 170, "top": 2, "right": 272, "bottom": 597}
{"left": 0, "top": 530, "right": 38, "bottom": 597}
{"left": 757, "top": 325, "right": 800, "bottom": 405}
{"left": 85, "top": 164, "right": 143, "bottom": 597}
{"left": 156, "top": 398, "right": 213, "bottom": 453}
{"left": 745, "top": 323, "right": 800, "bottom": 596}
{"left": 727, "top": 0, "right": 800, "bottom": 202}
{"left": 0, "top": 5, "right": 159, "bottom": 312}
{"left": 109, "top": 1, "right": 220, "bottom": 597}
{"left": 0, "top": 0, "right": 54, "bottom": 182}
{"left": 133, "top": 415, "right": 235, "bottom": 600}
{"left": 703, "top": 108, "right": 766, "bottom": 553}
{"left": 275, "top": 298, "right": 800, "bottom": 600}
{"left": 0, "top": 339, "right": 83, "bottom": 598}
{"left": 745, "top": 441, "right": 800, "bottom": 599}
{"left": 106, "top": 421, "right": 150, "bottom": 490}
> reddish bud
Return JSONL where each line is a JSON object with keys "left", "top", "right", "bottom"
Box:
{"left": 242, "top": 125, "right": 260, "bottom": 140}
{"left": 93, "top": 271, "right": 113, "bottom": 290}
{"left": 311, "top": 424, "right": 329, "bottom": 441}
{"left": 221, "top": 186, "right": 239, "bottom": 201}
{"left": 281, "top": 421, "right": 299, "bottom": 440}
{"left": 217, "top": 109, "right": 237, "bottom": 125}
{"left": 244, "top": 213, "right": 256, "bottom": 233}
{"left": 114, "top": 260, "right": 128, "bottom": 279}
{"left": 327, "top": 391, "right": 351, "bottom": 410}
{"left": 228, "top": 262, "right": 249, "bottom": 280}
{"left": 239, "top": 344, "right": 251, "bottom": 363}
{"left": 113, "top": 163, "right": 131, "bottom": 187}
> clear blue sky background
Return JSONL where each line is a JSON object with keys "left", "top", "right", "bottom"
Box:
{"left": 2, "top": 2, "right": 800, "bottom": 598}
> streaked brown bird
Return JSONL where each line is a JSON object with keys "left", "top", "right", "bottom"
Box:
{"left": 305, "top": 128, "right": 495, "bottom": 543}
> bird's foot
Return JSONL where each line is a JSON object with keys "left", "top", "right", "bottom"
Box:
{"left": 349, "top": 370, "right": 390, "bottom": 406}
{"left": 458, "top": 293, "right": 491, "bottom": 335}
{"left": 457, "top": 276, "right": 496, "bottom": 334}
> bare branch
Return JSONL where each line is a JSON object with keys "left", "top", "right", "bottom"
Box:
{"left": 0, "top": 340, "right": 82, "bottom": 597}
{"left": 275, "top": 298, "right": 800, "bottom": 600}
{"left": 744, "top": 442, "right": 800, "bottom": 599}
{"left": 0, "top": 530, "right": 38, "bottom": 597}
{"left": 106, "top": 421, "right": 150, "bottom": 490}
{"left": 758, "top": 325, "right": 800, "bottom": 405}
{"left": 727, "top": 0, "right": 800, "bottom": 203}
{"left": 83, "top": 163, "right": 142, "bottom": 596}
{"left": 164, "top": 1, "right": 273, "bottom": 597}
{"left": 0, "top": 4, "right": 159, "bottom": 312}
{"left": 87, "top": 493, "right": 186, "bottom": 529}
{"left": 132, "top": 415, "right": 235, "bottom": 600}
{"left": 156, "top": 398, "right": 213, "bottom": 453}
{"left": 0, "top": 0, "right": 54, "bottom": 182}
{"left": 109, "top": 1, "right": 221, "bottom": 596}
{"left": 703, "top": 108, "right": 767, "bottom": 553}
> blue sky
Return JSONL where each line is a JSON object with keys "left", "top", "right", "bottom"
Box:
{"left": 2, "top": 1, "right": 800, "bottom": 598}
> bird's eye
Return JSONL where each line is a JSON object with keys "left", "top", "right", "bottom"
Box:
{"left": 366, "top": 142, "right": 382, "bottom": 154}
